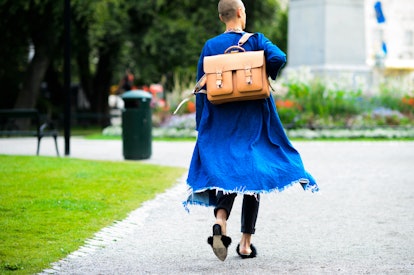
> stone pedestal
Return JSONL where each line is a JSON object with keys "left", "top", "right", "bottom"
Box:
{"left": 287, "top": 0, "right": 371, "bottom": 89}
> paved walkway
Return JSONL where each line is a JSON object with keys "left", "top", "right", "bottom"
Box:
{"left": 1, "top": 137, "right": 414, "bottom": 274}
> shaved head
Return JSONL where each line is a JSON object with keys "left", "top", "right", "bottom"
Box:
{"left": 218, "top": 0, "right": 244, "bottom": 22}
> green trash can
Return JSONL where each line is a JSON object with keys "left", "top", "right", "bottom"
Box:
{"left": 121, "top": 90, "right": 152, "bottom": 160}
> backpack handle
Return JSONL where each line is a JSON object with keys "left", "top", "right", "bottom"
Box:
{"left": 224, "top": 32, "right": 254, "bottom": 54}
{"left": 224, "top": 45, "right": 246, "bottom": 54}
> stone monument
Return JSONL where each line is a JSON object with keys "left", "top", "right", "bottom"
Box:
{"left": 287, "top": 0, "right": 371, "bottom": 88}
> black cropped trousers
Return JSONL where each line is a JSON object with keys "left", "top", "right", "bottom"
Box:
{"left": 214, "top": 191, "right": 260, "bottom": 234}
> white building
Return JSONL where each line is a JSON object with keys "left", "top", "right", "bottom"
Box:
{"left": 286, "top": 0, "right": 414, "bottom": 89}
{"left": 365, "top": 0, "right": 414, "bottom": 71}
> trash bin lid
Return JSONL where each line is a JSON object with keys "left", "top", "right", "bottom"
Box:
{"left": 121, "top": 90, "right": 152, "bottom": 101}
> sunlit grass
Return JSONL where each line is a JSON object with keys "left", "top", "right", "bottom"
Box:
{"left": 0, "top": 155, "right": 186, "bottom": 274}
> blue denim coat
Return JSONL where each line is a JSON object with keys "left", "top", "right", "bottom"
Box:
{"left": 184, "top": 32, "right": 319, "bottom": 210}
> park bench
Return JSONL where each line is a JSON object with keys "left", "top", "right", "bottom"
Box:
{"left": 0, "top": 108, "right": 60, "bottom": 156}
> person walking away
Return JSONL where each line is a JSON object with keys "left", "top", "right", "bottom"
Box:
{"left": 184, "top": 0, "right": 319, "bottom": 261}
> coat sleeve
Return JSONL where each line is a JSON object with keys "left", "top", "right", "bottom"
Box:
{"left": 257, "top": 33, "right": 287, "bottom": 80}
{"left": 195, "top": 46, "right": 207, "bottom": 131}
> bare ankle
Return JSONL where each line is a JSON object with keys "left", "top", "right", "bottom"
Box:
{"left": 214, "top": 209, "right": 228, "bottom": 234}
{"left": 239, "top": 234, "right": 252, "bottom": 250}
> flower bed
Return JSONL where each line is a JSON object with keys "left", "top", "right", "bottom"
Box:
{"left": 104, "top": 73, "right": 413, "bottom": 140}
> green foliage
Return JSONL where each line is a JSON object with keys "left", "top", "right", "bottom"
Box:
{"left": 0, "top": 0, "right": 62, "bottom": 108}
{"left": 126, "top": 0, "right": 222, "bottom": 87}
{"left": 279, "top": 77, "right": 413, "bottom": 129}
{"left": 0, "top": 155, "right": 186, "bottom": 275}
{"left": 251, "top": 0, "right": 288, "bottom": 52}
{"left": 369, "top": 80, "right": 414, "bottom": 115}
{"left": 122, "top": 0, "right": 288, "bottom": 88}
{"left": 0, "top": 0, "right": 288, "bottom": 116}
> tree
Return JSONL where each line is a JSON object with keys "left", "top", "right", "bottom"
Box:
{"left": 126, "top": 0, "right": 221, "bottom": 90}
{"left": 252, "top": 0, "right": 288, "bottom": 53}
{"left": 0, "top": 0, "right": 288, "bottom": 126}
{"left": 0, "top": 1, "right": 63, "bottom": 110}
{"left": 0, "top": 0, "right": 129, "bottom": 126}
{"left": 62, "top": 0, "right": 129, "bottom": 126}
{"left": 126, "top": 0, "right": 287, "bottom": 91}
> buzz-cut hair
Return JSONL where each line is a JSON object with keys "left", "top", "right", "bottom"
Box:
{"left": 218, "top": 0, "right": 243, "bottom": 22}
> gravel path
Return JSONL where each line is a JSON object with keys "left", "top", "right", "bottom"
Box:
{"left": 1, "top": 138, "right": 413, "bottom": 274}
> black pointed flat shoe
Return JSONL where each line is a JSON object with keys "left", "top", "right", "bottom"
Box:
{"left": 236, "top": 244, "right": 257, "bottom": 259}
{"left": 207, "top": 224, "right": 232, "bottom": 261}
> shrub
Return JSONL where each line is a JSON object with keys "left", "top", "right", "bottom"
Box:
{"left": 279, "top": 76, "right": 414, "bottom": 129}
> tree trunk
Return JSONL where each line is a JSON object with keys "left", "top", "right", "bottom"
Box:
{"left": 74, "top": 18, "right": 93, "bottom": 107}
{"left": 91, "top": 36, "right": 121, "bottom": 127}
{"left": 92, "top": 47, "right": 115, "bottom": 127}
{"left": 13, "top": 1, "right": 58, "bottom": 129}
{"left": 14, "top": 43, "right": 51, "bottom": 109}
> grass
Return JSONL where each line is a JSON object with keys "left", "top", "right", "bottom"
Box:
{"left": 69, "top": 126, "right": 104, "bottom": 137}
{"left": 0, "top": 155, "right": 186, "bottom": 275}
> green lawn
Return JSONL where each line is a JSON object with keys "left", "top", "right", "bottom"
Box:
{"left": 0, "top": 155, "right": 186, "bottom": 274}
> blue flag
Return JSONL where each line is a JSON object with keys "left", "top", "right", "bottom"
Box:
{"left": 374, "top": 1, "right": 386, "bottom": 23}
{"left": 382, "top": 41, "right": 387, "bottom": 55}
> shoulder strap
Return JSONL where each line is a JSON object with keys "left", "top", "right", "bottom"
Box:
{"left": 173, "top": 33, "right": 257, "bottom": 115}
{"left": 173, "top": 75, "right": 206, "bottom": 115}
{"left": 237, "top": 32, "right": 254, "bottom": 47}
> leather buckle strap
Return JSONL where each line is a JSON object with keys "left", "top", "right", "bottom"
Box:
{"left": 216, "top": 70, "right": 223, "bottom": 88}
{"left": 244, "top": 66, "right": 252, "bottom": 84}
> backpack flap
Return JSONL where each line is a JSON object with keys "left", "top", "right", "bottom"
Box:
{"left": 203, "top": 50, "right": 265, "bottom": 97}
